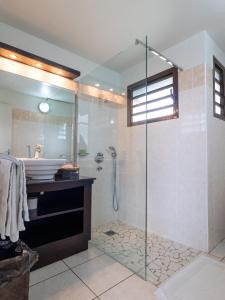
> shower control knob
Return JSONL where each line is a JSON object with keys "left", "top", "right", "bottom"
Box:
{"left": 97, "top": 166, "right": 103, "bottom": 171}
{"left": 95, "top": 152, "right": 104, "bottom": 164}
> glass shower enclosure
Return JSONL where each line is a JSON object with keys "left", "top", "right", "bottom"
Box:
{"left": 77, "top": 40, "right": 148, "bottom": 279}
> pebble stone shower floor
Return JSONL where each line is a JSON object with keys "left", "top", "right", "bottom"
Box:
{"left": 91, "top": 222, "right": 200, "bottom": 286}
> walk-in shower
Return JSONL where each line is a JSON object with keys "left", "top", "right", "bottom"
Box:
{"left": 76, "top": 37, "right": 199, "bottom": 286}
{"left": 107, "top": 146, "right": 118, "bottom": 211}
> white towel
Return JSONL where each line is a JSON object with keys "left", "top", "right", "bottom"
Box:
{"left": 0, "top": 159, "right": 12, "bottom": 238}
{"left": 0, "top": 158, "right": 29, "bottom": 242}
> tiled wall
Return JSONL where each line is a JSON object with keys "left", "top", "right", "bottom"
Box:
{"left": 77, "top": 95, "right": 119, "bottom": 227}
{"left": 206, "top": 64, "right": 225, "bottom": 251}
{"left": 12, "top": 108, "right": 73, "bottom": 159}
{"left": 117, "top": 64, "right": 209, "bottom": 251}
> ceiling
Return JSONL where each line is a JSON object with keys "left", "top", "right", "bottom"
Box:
{"left": 0, "top": 0, "right": 225, "bottom": 66}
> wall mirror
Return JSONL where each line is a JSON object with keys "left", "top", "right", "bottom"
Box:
{"left": 0, "top": 69, "right": 76, "bottom": 161}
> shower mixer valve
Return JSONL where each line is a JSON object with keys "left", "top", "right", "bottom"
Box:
{"left": 97, "top": 166, "right": 103, "bottom": 172}
{"left": 95, "top": 152, "right": 104, "bottom": 163}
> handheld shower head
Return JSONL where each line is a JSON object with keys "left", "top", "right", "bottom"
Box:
{"left": 108, "top": 146, "right": 117, "bottom": 158}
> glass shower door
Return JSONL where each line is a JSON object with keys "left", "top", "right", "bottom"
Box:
{"left": 77, "top": 42, "right": 148, "bottom": 278}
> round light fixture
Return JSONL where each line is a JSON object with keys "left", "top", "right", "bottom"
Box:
{"left": 38, "top": 102, "right": 50, "bottom": 114}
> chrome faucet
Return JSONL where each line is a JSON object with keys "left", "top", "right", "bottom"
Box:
{"left": 34, "top": 144, "right": 42, "bottom": 159}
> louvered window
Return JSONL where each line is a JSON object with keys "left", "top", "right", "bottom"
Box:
{"left": 127, "top": 68, "right": 178, "bottom": 126}
{"left": 214, "top": 57, "right": 225, "bottom": 120}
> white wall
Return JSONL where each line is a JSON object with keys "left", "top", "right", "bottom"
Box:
{"left": 205, "top": 33, "right": 225, "bottom": 251}
{"left": 0, "top": 23, "right": 97, "bottom": 77}
{"left": 0, "top": 23, "right": 123, "bottom": 91}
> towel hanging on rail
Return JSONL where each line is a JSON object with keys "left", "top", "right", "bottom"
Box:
{"left": 0, "top": 156, "right": 29, "bottom": 242}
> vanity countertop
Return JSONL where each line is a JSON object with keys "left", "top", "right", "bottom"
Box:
{"left": 26, "top": 176, "right": 96, "bottom": 193}
{"left": 27, "top": 176, "right": 96, "bottom": 185}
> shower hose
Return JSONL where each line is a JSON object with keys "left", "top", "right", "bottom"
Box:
{"left": 112, "top": 158, "right": 119, "bottom": 211}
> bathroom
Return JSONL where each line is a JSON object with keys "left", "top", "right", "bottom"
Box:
{"left": 1, "top": 2, "right": 225, "bottom": 300}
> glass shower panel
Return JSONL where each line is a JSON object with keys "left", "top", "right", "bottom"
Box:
{"left": 77, "top": 42, "right": 148, "bottom": 278}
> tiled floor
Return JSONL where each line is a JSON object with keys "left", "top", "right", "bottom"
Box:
{"left": 91, "top": 222, "right": 200, "bottom": 286}
{"left": 29, "top": 245, "right": 157, "bottom": 300}
{"left": 29, "top": 234, "right": 225, "bottom": 299}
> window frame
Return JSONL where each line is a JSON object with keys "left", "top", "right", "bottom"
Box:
{"left": 213, "top": 57, "right": 225, "bottom": 121}
{"left": 127, "top": 67, "right": 179, "bottom": 127}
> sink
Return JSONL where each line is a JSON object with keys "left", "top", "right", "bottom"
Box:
{"left": 21, "top": 158, "right": 66, "bottom": 180}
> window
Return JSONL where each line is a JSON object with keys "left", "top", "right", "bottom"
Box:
{"left": 213, "top": 57, "right": 225, "bottom": 120}
{"left": 127, "top": 68, "right": 178, "bottom": 126}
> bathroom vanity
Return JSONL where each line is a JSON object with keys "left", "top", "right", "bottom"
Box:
{"left": 20, "top": 177, "right": 95, "bottom": 270}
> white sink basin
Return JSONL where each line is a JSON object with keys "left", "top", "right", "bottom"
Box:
{"left": 21, "top": 158, "right": 66, "bottom": 180}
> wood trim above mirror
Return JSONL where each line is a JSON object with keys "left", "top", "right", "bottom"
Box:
{"left": 0, "top": 42, "right": 81, "bottom": 80}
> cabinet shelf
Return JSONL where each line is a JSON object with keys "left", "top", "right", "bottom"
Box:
{"left": 23, "top": 177, "right": 95, "bottom": 270}
{"left": 21, "top": 211, "right": 84, "bottom": 248}
{"left": 30, "top": 207, "right": 84, "bottom": 221}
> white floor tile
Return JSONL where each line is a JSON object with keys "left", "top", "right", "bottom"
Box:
{"left": 63, "top": 245, "right": 103, "bottom": 268}
{"left": 99, "top": 274, "right": 158, "bottom": 300}
{"left": 210, "top": 241, "right": 225, "bottom": 259}
{"left": 30, "top": 261, "right": 68, "bottom": 286}
{"left": 29, "top": 270, "right": 95, "bottom": 300}
{"left": 73, "top": 254, "right": 133, "bottom": 295}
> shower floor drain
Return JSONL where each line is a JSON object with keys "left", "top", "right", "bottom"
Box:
{"left": 104, "top": 230, "right": 118, "bottom": 236}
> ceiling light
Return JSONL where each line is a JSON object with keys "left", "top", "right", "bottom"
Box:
{"left": 159, "top": 56, "right": 167, "bottom": 61}
{"left": 151, "top": 50, "right": 159, "bottom": 56}
{"left": 9, "top": 53, "right": 17, "bottom": 59}
{"left": 95, "top": 83, "right": 100, "bottom": 87}
{"left": 57, "top": 70, "right": 63, "bottom": 75}
{"left": 121, "top": 92, "right": 126, "bottom": 96}
{"left": 109, "top": 88, "right": 114, "bottom": 92}
{"left": 36, "top": 63, "right": 43, "bottom": 68}
{"left": 167, "top": 61, "right": 173, "bottom": 66}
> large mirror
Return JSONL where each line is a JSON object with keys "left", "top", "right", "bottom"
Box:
{"left": 0, "top": 70, "right": 75, "bottom": 161}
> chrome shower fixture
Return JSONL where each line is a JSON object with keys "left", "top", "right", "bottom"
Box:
{"left": 135, "top": 38, "right": 183, "bottom": 71}
{"left": 107, "top": 146, "right": 119, "bottom": 211}
{"left": 108, "top": 146, "right": 117, "bottom": 159}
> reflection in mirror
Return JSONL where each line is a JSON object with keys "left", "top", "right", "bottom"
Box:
{"left": 0, "top": 70, "right": 75, "bottom": 161}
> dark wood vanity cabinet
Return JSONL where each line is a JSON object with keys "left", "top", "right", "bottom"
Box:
{"left": 20, "top": 177, "right": 95, "bottom": 270}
